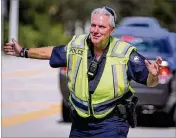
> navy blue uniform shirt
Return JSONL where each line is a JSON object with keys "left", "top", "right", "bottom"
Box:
{"left": 50, "top": 43, "right": 149, "bottom": 92}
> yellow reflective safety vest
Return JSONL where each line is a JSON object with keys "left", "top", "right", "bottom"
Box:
{"left": 66, "top": 34, "right": 136, "bottom": 119}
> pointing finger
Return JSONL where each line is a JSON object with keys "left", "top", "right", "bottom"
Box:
{"left": 12, "top": 38, "right": 18, "bottom": 45}
{"left": 156, "top": 56, "right": 162, "bottom": 64}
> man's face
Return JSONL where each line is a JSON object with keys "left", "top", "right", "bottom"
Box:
{"left": 90, "top": 13, "right": 114, "bottom": 46}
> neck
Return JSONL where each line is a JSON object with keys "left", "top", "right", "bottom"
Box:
{"left": 93, "top": 38, "right": 109, "bottom": 60}
{"left": 94, "top": 37, "right": 109, "bottom": 53}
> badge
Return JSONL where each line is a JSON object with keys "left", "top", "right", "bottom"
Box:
{"left": 133, "top": 56, "right": 141, "bottom": 63}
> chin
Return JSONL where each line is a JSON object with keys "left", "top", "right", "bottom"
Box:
{"left": 91, "top": 39, "right": 101, "bottom": 45}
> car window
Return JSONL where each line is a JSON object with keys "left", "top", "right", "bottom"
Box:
{"left": 118, "top": 17, "right": 161, "bottom": 29}
{"left": 123, "top": 37, "right": 171, "bottom": 54}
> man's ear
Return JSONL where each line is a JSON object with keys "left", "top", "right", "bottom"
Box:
{"left": 110, "top": 28, "right": 115, "bottom": 34}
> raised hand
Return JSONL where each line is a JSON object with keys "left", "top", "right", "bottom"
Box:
{"left": 145, "top": 57, "right": 162, "bottom": 77}
{"left": 3, "top": 39, "right": 22, "bottom": 56}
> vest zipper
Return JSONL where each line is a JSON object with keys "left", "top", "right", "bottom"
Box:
{"left": 89, "top": 93, "right": 93, "bottom": 117}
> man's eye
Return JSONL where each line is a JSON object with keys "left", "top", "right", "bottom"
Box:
{"left": 91, "top": 24, "right": 96, "bottom": 27}
{"left": 99, "top": 26, "right": 105, "bottom": 28}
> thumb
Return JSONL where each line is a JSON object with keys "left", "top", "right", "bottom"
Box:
{"left": 12, "top": 38, "right": 18, "bottom": 44}
{"left": 145, "top": 59, "right": 151, "bottom": 68}
{"left": 12, "top": 38, "right": 22, "bottom": 52}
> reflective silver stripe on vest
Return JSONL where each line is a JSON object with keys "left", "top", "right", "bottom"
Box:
{"left": 122, "top": 64, "right": 129, "bottom": 93}
{"left": 71, "top": 35, "right": 88, "bottom": 49}
{"left": 93, "top": 91, "right": 132, "bottom": 114}
{"left": 112, "top": 65, "right": 118, "bottom": 97}
{"left": 67, "top": 55, "right": 72, "bottom": 82}
{"left": 70, "top": 92, "right": 89, "bottom": 114}
{"left": 72, "top": 57, "right": 82, "bottom": 91}
{"left": 68, "top": 34, "right": 88, "bottom": 91}
{"left": 93, "top": 94, "right": 121, "bottom": 108}
{"left": 93, "top": 93, "right": 125, "bottom": 114}
{"left": 112, "top": 64, "right": 129, "bottom": 97}
{"left": 111, "top": 40, "right": 132, "bottom": 57}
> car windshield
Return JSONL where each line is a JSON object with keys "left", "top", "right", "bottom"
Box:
{"left": 121, "top": 37, "right": 170, "bottom": 54}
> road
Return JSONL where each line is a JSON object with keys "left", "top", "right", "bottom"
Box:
{"left": 1, "top": 55, "right": 176, "bottom": 138}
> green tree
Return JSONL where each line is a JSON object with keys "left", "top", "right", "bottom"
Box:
{"left": 117, "top": 0, "right": 176, "bottom": 31}
{"left": 3, "top": 0, "right": 175, "bottom": 49}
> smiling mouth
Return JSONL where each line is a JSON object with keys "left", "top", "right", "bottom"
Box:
{"left": 93, "top": 36, "right": 100, "bottom": 39}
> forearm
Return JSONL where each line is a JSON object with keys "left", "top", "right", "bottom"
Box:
{"left": 147, "top": 73, "right": 159, "bottom": 87}
{"left": 28, "top": 46, "right": 54, "bottom": 59}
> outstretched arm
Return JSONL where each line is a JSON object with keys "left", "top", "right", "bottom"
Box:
{"left": 3, "top": 39, "right": 54, "bottom": 60}
{"left": 28, "top": 47, "right": 54, "bottom": 59}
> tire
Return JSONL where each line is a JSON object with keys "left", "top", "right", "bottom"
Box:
{"left": 62, "top": 100, "right": 71, "bottom": 122}
{"left": 169, "top": 104, "right": 176, "bottom": 126}
{"left": 173, "top": 107, "right": 176, "bottom": 126}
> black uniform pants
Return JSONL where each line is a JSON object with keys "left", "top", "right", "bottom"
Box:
{"left": 69, "top": 111, "right": 129, "bottom": 138}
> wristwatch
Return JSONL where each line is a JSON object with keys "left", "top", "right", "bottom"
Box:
{"left": 19, "top": 48, "right": 29, "bottom": 58}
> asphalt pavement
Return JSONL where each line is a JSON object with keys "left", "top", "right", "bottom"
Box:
{"left": 1, "top": 55, "right": 176, "bottom": 138}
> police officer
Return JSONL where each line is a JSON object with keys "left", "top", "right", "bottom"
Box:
{"left": 4, "top": 6, "right": 162, "bottom": 138}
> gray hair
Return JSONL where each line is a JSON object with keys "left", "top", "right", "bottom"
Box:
{"left": 91, "top": 6, "right": 117, "bottom": 28}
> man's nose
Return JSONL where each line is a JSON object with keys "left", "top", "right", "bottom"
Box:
{"left": 94, "top": 26, "right": 99, "bottom": 33}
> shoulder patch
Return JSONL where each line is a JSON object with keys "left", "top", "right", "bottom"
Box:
{"left": 131, "top": 55, "right": 143, "bottom": 64}
{"left": 133, "top": 56, "right": 140, "bottom": 63}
